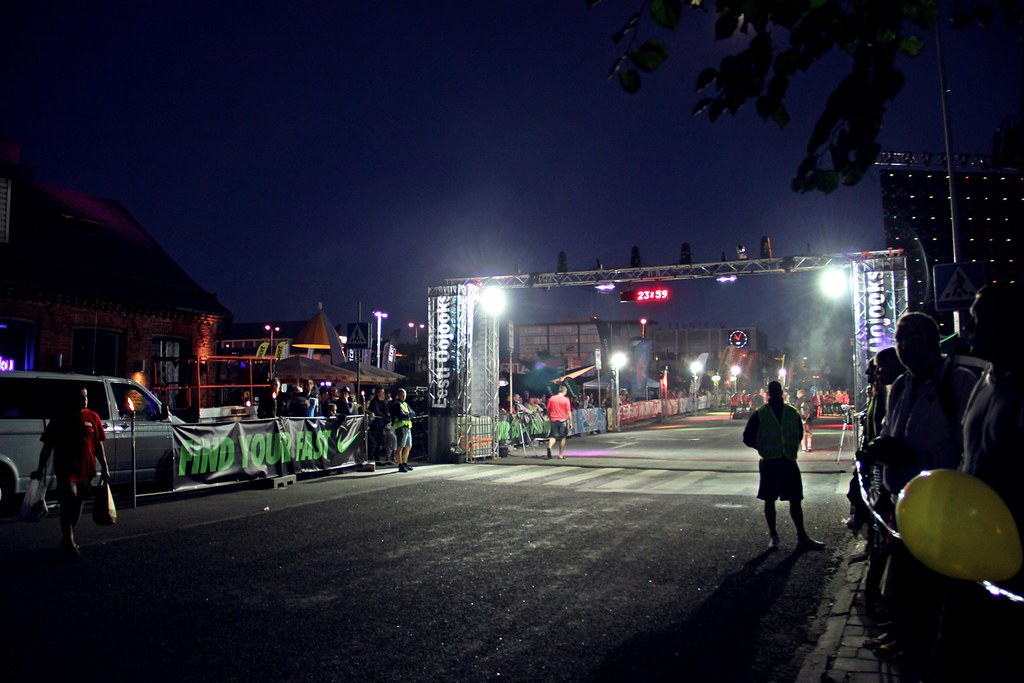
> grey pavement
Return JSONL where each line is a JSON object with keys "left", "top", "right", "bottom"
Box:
{"left": 795, "top": 535, "right": 919, "bottom": 683}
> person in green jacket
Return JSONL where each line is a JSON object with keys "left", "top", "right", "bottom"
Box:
{"left": 743, "top": 380, "right": 826, "bottom": 551}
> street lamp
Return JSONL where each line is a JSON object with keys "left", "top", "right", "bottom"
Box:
{"left": 731, "top": 364, "right": 741, "bottom": 393}
{"left": 610, "top": 351, "right": 628, "bottom": 432}
{"left": 373, "top": 310, "right": 388, "bottom": 367}
{"left": 408, "top": 321, "right": 425, "bottom": 342}
{"left": 640, "top": 318, "right": 648, "bottom": 339}
{"left": 264, "top": 324, "right": 281, "bottom": 362}
{"left": 689, "top": 359, "right": 704, "bottom": 403}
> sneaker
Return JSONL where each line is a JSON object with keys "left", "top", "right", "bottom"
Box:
{"left": 863, "top": 632, "right": 896, "bottom": 650}
{"left": 404, "top": 463, "right": 414, "bottom": 471}
{"left": 798, "top": 536, "right": 826, "bottom": 550}
{"left": 768, "top": 534, "right": 780, "bottom": 550}
{"left": 398, "top": 464, "right": 408, "bottom": 473}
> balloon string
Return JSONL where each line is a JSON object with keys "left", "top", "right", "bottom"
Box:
{"left": 854, "top": 459, "right": 1023, "bottom": 605}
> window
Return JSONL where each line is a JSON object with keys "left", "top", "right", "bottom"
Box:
{"left": 72, "top": 328, "right": 124, "bottom": 376}
{"left": 0, "top": 177, "right": 10, "bottom": 243}
{"left": 110, "top": 381, "right": 161, "bottom": 421}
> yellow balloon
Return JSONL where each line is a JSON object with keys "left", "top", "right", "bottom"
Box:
{"left": 896, "top": 469, "right": 1023, "bottom": 581}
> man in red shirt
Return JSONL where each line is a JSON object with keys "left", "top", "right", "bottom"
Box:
{"left": 546, "top": 384, "right": 574, "bottom": 460}
{"left": 33, "top": 385, "right": 110, "bottom": 559}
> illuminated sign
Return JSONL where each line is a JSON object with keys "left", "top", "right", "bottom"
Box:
{"left": 619, "top": 287, "right": 670, "bottom": 303}
{"left": 0, "top": 356, "right": 14, "bottom": 372}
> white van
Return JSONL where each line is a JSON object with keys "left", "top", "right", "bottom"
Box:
{"left": 0, "top": 371, "right": 182, "bottom": 510}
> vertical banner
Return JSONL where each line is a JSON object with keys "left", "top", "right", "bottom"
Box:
{"left": 632, "top": 338, "right": 652, "bottom": 399}
{"left": 427, "top": 284, "right": 475, "bottom": 416}
{"left": 852, "top": 260, "right": 907, "bottom": 408}
{"left": 427, "top": 284, "right": 476, "bottom": 461}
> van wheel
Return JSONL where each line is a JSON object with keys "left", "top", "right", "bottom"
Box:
{"left": 0, "top": 466, "right": 15, "bottom": 514}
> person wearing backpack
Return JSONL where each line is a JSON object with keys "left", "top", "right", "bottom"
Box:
{"left": 933, "top": 283, "right": 1024, "bottom": 682}
{"left": 871, "top": 312, "right": 976, "bottom": 667}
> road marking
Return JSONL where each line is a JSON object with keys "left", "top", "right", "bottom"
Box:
{"left": 647, "top": 470, "right": 712, "bottom": 492}
{"left": 409, "top": 464, "right": 845, "bottom": 499}
{"left": 543, "top": 467, "right": 624, "bottom": 486}
{"left": 588, "top": 469, "right": 672, "bottom": 490}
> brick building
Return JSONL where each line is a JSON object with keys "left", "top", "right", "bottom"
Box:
{"left": 0, "top": 138, "right": 230, "bottom": 397}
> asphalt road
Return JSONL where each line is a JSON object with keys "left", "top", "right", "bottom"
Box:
{"left": 2, "top": 413, "right": 856, "bottom": 682}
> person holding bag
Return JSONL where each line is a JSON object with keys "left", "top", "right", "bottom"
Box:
{"left": 32, "top": 385, "right": 110, "bottom": 559}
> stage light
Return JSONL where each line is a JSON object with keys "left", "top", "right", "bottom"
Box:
{"left": 820, "top": 269, "right": 850, "bottom": 298}
{"left": 680, "top": 242, "right": 692, "bottom": 265}
{"left": 480, "top": 287, "right": 506, "bottom": 315}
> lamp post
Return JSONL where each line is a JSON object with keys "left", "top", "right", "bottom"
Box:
{"left": 373, "top": 310, "right": 388, "bottom": 367}
{"left": 689, "top": 359, "right": 704, "bottom": 404}
{"left": 610, "top": 351, "right": 628, "bottom": 432}
{"left": 264, "top": 323, "right": 280, "bottom": 351}
{"left": 731, "top": 365, "right": 741, "bottom": 394}
{"left": 640, "top": 318, "right": 648, "bottom": 339}
{"left": 408, "top": 321, "right": 425, "bottom": 342}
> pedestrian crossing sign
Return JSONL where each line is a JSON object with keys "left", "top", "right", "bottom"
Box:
{"left": 346, "top": 322, "right": 370, "bottom": 349}
{"left": 933, "top": 262, "right": 985, "bottom": 311}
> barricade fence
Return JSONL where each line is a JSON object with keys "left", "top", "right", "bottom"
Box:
{"left": 170, "top": 415, "right": 367, "bottom": 489}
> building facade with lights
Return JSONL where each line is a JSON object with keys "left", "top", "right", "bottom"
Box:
{"left": 879, "top": 151, "right": 1023, "bottom": 336}
{"left": 0, "top": 138, "right": 230, "bottom": 389}
{"left": 512, "top": 318, "right": 768, "bottom": 393}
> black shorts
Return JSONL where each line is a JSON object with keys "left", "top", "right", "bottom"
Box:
{"left": 549, "top": 420, "right": 569, "bottom": 440}
{"left": 757, "top": 457, "right": 804, "bottom": 502}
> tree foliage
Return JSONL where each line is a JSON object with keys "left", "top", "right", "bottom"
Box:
{"left": 590, "top": 0, "right": 1024, "bottom": 194}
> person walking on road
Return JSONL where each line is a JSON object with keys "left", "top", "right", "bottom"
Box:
{"left": 31, "top": 385, "right": 110, "bottom": 559}
{"left": 546, "top": 384, "right": 573, "bottom": 459}
{"left": 743, "top": 381, "right": 825, "bottom": 551}
{"left": 795, "top": 388, "right": 816, "bottom": 452}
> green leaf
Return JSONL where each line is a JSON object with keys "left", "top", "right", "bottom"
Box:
{"left": 619, "top": 68, "right": 642, "bottom": 93}
{"left": 813, "top": 169, "right": 839, "bottom": 193}
{"left": 691, "top": 97, "right": 713, "bottom": 116}
{"left": 714, "top": 12, "right": 739, "bottom": 40}
{"left": 708, "top": 98, "right": 726, "bottom": 121}
{"left": 630, "top": 39, "right": 670, "bottom": 72}
{"left": 898, "top": 35, "right": 925, "bottom": 56}
{"left": 650, "top": 0, "right": 683, "bottom": 30}
{"left": 696, "top": 67, "right": 718, "bottom": 91}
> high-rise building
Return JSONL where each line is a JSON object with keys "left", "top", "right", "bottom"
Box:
{"left": 879, "top": 139, "right": 1023, "bottom": 336}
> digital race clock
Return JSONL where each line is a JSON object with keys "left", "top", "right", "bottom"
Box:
{"left": 619, "top": 287, "right": 670, "bottom": 303}
{"left": 729, "top": 330, "right": 749, "bottom": 348}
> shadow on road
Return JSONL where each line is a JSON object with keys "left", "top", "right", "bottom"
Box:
{"left": 590, "top": 546, "right": 810, "bottom": 681}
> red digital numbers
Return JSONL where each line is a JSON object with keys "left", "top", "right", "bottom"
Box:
{"left": 620, "top": 287, "right": 670, "bottom": 302}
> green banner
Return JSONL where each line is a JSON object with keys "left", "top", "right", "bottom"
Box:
{"left": 172, "top": 416, "right": 367, "bottom": 489}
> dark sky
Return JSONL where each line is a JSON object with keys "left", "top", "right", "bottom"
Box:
{"left": 2, "top": 2, "right": 1019, "bottom": 352}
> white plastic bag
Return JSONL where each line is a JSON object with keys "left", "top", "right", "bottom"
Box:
{"left": 18, "top": 477, "right": 49, "bottom": 523}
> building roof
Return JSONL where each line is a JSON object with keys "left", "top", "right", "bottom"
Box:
{"left": 0, "top": 169, "right": 230, "bottom": 317}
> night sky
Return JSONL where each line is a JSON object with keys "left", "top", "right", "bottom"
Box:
{"left": 2, "top": 2, "right": 1020, "bottom": 353}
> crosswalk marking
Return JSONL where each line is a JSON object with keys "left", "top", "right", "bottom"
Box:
{"left": 395, "top": 464, "right": 843, "bottom": 498}
{"left": 587, "top": 468, "right": 671, "bottom": 491}
{"left": 543, "top": 467, "right": 623, "bottom": 486}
